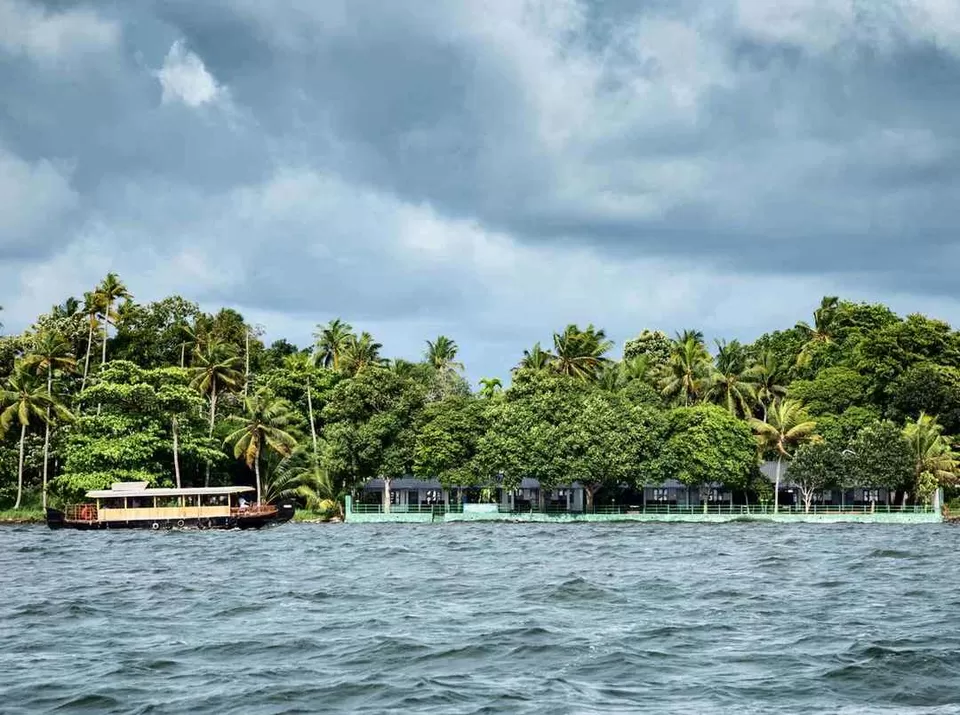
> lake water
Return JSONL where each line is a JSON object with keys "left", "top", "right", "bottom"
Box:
{"left": 2, "top": 523, "right": 960, "bottom": 714}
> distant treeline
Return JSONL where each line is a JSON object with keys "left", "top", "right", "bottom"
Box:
{"left": 1, "top": 282, "right": 957, "bottom": 514}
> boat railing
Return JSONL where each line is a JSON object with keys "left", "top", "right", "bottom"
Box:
{"left": 65, "top": 503, "right": 99, "bottom": 522}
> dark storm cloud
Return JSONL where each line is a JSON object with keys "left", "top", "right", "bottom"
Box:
{"left": 4, "top": 0, "right": 960, "bottom": 378}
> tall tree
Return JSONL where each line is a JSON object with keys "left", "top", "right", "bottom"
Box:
{"left": 704, "top": 339, "right": 756, "bottom": 418}
{"left": 189, "top": 340, "right": 242, "bottom": 485}
{"left": 796, "top": 296, "right": 839, "bottom": 367}
{"left": 94, "top": 273, "right": 132, "bottom": 366}
{"left": 22, "top": 332, "right": 77, "bottom": 508}
{"left": 224, "top": 389, "right": 299, "bottom": 504}
{"left": 746, "top": 349, "right": 787, "bottom": 421}
{"left": 902, "top": 413, "right": 959, "bottom": 505}
{"left": 660, "top": 333, "right": 712, "bottom": 406}
{"left": 652, "top": 405, "right": 756, "bottom": 512}
{"left": 622, "top": 329, "right": 672, "bottom": 370}
{"left": 79, "top": 291, "right": 102, "bottom": 394}
{"left": 517, "top": 342, "right": 553, "bottom": 372}
{"left": 750, "top": 399, "right": 818, "bottom": 513}
{"left": 551, "top": 324, "right": 612, "bottom": 381}
{"left": 339, "top": 332, "right": 385, "bottom": 376}
{"left": 425, "top": 336, "right": 464, "bottom": 373}
{"left": 1, "top": 368, "right": 68, "bottom": 509}
{"left": 313, "top": 318, "right": 354, "bottom": 370}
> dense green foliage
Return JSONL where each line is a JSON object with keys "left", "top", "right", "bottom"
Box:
{"left": 2, "top": 281, "right": 959, "bottom": 511}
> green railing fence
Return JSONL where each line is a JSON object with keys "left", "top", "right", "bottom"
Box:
{"left": 350, "top": 501, "right": 935, "bottom": 515}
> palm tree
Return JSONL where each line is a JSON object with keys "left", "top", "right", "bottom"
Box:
{"left": 478, "top": 377, "right": 503, "bottom": 399}
{"left": 223, "top": 390, "right": 299, "bottom": 504}
{"left": 551, "top": 324, "right": 613, "bottom": 381}
{"left": 178, "top": 317, "right": 207, "bottom": 368}
{"left": 0, "top": 368, "right": 70, "bottom": 509}
{"left": 746, "top": 350, "right": 787, "bottom": 422}
{"left": 339, "top": 332, "right": 385, "bottom": 375}
{"left": 189, "top": 340, "right": 242, "bottom": 485}
{"left": 189, "top": 339, "right": 243, "bottom": 435}
{"left": 517, "top": 342, "right": 553, "bottom": 372}
{"left": 94, "top": 273, "right": 132, "bottom": 366}
{"left": 796, "top": 296, "right": 839, "bottom": 367}
{"left": 281, "top": 352, "right": 321, "bottom": 461}
{"left": 660, "top": 334, "right": 712, "bottom": 406}
{"left": 621, "top": 355, "right": 653, "bottom": 383}
{"left": 425, "top": 335, "right": 463, "bottom": 373}
{"left": 902, "top": 413, "right": 959, "bottom": 505}
{"left": 750, "top": 399, "right": 818, "bottom": 513}
{"left": 266, "top": 448, "right": 334, "bottom": 510}
{"left": 52, "top": 296, "right": 81, "bottom": 318}
{"left": 78, "top": 291, "right": 102, "bottom": 394}
{"left": 703, "top": 339, "right": 756, "bottom": 418}
{"left": 313, "top": 318, "right": 354, "bottom": 370}
{"left": 22, "top": 332, "right": 77, "bottom": 508}
{"left": 389, "top": 359, "right": 421, "bottom": 379}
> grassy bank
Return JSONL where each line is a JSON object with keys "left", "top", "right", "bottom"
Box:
{"left": 0, "top": 508, "right": 45, "bottom": 524}
{"left": 293, "top": 509, "right": 340, "bottom": 523}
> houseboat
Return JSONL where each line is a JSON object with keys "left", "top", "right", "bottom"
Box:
{"left": 46, "top": 482, "right": 295, "bottom": 530}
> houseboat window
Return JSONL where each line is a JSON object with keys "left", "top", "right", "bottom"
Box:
{"left": 184, "top": 495, "right": 199, "bottom": 507}
{"left": 102, "top": 498, "right": 125, "bottom": 509}
{"left": 201, "top": 494, "right": 227, "bottom": 506}
{"left": 157, "top": 496, "right": 179, "bottom": 508}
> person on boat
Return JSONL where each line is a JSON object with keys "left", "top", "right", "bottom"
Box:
{"left": 239, "top": 496, "right": 248, "bottom": 510}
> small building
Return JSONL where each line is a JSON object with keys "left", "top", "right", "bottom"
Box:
{"left": 361, "top": 478, "right": 445, "bottom": 511}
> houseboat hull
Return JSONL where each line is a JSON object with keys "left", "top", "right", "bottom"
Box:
{"left": 46, "top": 505, "right": 295, "bottom": 531}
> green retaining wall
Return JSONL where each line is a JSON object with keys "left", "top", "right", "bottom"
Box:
{"left": 343, "top": 498, "right": 941, "bottom": 525}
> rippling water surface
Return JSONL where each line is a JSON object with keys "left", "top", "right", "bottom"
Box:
{"left": 3, "top": 523, "right": 960, "bottom": 714}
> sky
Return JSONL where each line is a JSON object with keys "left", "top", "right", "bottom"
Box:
{"left": 2, "top": 0, "right": 960, "bottom": 382}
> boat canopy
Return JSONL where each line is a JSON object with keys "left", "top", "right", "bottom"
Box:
{"left": 85, "top": 485, "right": 255, "bottom": 499}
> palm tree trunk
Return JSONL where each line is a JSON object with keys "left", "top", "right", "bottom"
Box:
{"left": 204, "top": 376, "right": 218, "bottom": 487}
{"left": 172, "top": 416, "right": 181, "bottom": 489}
{"left": 180, "top": 343, "right": 186, "bottom": 369}
{"left": 244, "top": 329, "right": 250, "bottom": 398}
{"left": 42, "top": 368, "right": 52, "bottom": 510}
{"left": 81, "top": 320, "right": 94, "bottom": 393}
{"left": 306, "top": 378, "right": 318, "bottom": 461}
{"left": 101, "top": 299, "right": 111, "bottom": 365}
{"left": 14, "top": 423, "right": 26, "bottom": 509}
{"left": 208, "top": 377, "right": 217, "bottom": 436}
{"left": 96, "top": 300, "right": 111, "bottom": 416}
{"left": 254, "top": 453, "right": 262, "bottom": 504}
{"left": 774, "top": 456, "right": 782, "bottom": 514}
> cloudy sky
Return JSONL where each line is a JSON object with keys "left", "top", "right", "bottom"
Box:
{"left": 2, "top": 0, "right": 960, "bottom": 381}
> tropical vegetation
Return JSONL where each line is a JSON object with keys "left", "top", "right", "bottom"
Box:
{"left": 2, "top": 281, "right": 959, "bottom": 518}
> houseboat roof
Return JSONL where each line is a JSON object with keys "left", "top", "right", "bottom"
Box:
{"left": 85, "top": 485, "right": 255, "bottom": 499}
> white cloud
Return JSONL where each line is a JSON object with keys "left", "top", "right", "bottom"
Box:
{"left": 157, "top": 40, "right": 224, "bottom": 108}
{"left": 735, "top": 0, "right": 960, "bottom": 55}
{"left": 0, "top": 146, "right": 78, "bottom": 255}
{"left": 0, "top": 0, "right": 118, "bottom": 61}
